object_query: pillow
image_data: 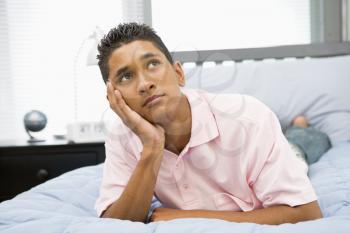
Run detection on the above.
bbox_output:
[183,55,350,146]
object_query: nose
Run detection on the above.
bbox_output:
[137,74,156,95]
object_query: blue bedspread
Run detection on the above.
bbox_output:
[1,142,350,233]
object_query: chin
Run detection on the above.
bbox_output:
[145,106,170,124]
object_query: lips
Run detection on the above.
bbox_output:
[143,94,165,107]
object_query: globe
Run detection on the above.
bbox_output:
[23,110,47,142]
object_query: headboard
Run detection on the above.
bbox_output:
[172,42,350,64]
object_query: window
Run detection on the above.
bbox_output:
[0,0,123,140]
[152,0,311,51]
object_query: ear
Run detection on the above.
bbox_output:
[173,61,185,87]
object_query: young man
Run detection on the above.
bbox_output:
[95,23,324,224]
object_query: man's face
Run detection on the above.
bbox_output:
[107,40,185,124]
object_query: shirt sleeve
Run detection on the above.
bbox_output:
[94,133,137,217]
[249,103,318,208]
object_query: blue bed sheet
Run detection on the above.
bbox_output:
[0,142,350,233]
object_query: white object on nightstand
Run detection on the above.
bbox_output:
[66,121,105,143]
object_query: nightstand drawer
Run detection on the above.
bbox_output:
[0,152,98,198]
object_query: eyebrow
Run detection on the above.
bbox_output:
[115,66,129,79]
[114,53,160,79]
[140,52,159,60]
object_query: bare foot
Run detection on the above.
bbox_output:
[292,116,309,128]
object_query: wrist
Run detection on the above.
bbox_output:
[141,145,163,161]
[143,141,164,153]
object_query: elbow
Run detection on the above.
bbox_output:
[100,210,112,219]
[100,207,147,223]
[100,209,117,219]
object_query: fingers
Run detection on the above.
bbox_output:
[106,82,114,103]
[107,81,127,120]
[106,82,152,138]
[106,81,117,110]
[106,82,138,126]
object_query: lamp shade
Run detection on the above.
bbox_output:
[86,27,104,66]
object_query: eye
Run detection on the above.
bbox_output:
[147,59,160,69]
[119,72,132,83]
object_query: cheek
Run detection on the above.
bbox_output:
[159,72,179,89]
[156,65,172,81]
[124,96,139,110]
[117,89,139,109]
[125,98,146,118]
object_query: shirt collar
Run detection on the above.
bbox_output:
[182,88,219,148]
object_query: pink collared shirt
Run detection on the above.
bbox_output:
[95,88,317,217]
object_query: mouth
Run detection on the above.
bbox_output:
[143,94,165,107]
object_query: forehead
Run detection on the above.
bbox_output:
[108,40,163,68]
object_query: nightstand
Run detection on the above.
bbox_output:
[0,139,105,202]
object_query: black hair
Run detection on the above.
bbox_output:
[97,22,174,83]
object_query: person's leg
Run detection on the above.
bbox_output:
[285,116,332,165]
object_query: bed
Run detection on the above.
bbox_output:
[1,42,350,232]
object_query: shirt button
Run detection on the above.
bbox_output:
[182,184,189,189]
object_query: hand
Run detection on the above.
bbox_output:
[150,208,188,222]
[107,82,165,151]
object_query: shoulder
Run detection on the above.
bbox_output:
[184,88,274,125]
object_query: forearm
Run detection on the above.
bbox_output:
[185,205,312,225]
[152,201,322,225]
[101,146,163,222]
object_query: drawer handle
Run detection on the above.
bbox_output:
[36,169,49,181]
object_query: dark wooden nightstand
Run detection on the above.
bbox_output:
[0,139,105,202]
